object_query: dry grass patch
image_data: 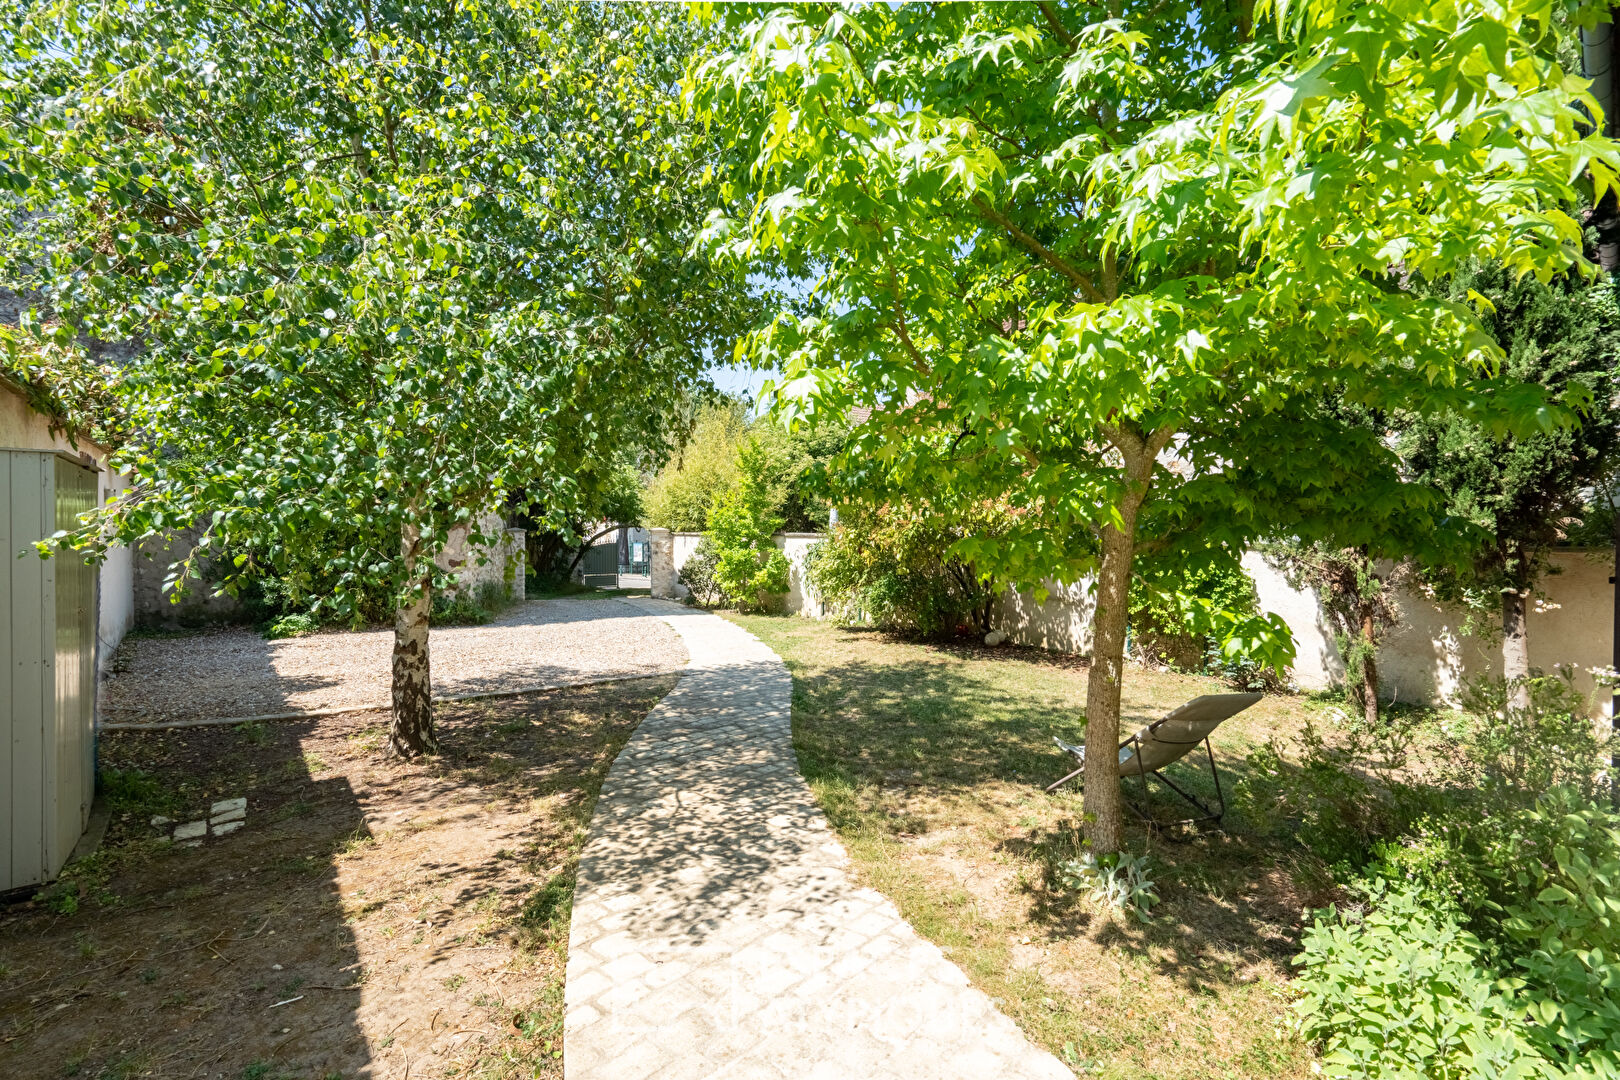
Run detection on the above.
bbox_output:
[0,676,674,1080]
[727,614,1336,1080]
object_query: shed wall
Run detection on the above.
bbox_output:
[3,453,52,891]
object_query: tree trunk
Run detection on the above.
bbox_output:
[391,524,436,756]
[1502,586,1531,713]
[1361,611,1380,726]
[1083,432,1160,856]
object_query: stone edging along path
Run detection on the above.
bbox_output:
[564,598,1070,1080]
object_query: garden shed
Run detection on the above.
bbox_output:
[0,444,99,894]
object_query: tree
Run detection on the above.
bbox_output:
[1402,262,1620,710]
[644,399,750,531]
[1266,541,1404,724]
[3,1,753,754]
[644,399,848,532]
[706,436,792,610]
[689,1,1613,851]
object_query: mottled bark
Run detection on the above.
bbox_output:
[1502,586,1531,713]
[391,523,436,756]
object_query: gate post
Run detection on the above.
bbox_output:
[649,528,679,599]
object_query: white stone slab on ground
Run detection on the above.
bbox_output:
[565,599,1071,1080]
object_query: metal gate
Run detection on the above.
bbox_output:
[579,542,619,588]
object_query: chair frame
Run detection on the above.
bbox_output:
[1046,722,1228,831]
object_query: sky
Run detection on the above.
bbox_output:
[707,360,778,403]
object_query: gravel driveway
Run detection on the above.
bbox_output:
[101,596,689,726]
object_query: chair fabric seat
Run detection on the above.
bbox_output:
[1055,693,1262,778]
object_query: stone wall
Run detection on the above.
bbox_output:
[650,530,825,616]
[435,513,526,602]
[133,525,244,628]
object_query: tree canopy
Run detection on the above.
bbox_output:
[2,0,755,752]
[1403,260,1620,701]
[688,0,1618,850]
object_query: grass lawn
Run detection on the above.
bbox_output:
[0,677,673,1080]
[726,613,1341,1080]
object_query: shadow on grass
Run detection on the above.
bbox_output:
[753,622,1390,994]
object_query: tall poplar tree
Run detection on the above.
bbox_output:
[2,1,753,753]
[689,0,1615,851]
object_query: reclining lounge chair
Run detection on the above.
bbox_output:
[1045,692,1263,827]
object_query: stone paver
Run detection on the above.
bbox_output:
[566,599,1071,1080]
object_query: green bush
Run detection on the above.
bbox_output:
[431,581,510,625]
[265,612,319,639]
[1296,881,1545,1080]
[706,437,791,612]
[804,502,997,638]
[1451,667,1616,804]
[1237,707,1435,868]
[1299,792,1620,1079]
[678,537,725,607]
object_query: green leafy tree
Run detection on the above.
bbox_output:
[644,399,750,531]
[707,437,792,610]
[2,1,752,754]
[644,401,847,531]
[689,0,1613,851]
[1401,262,1620,710]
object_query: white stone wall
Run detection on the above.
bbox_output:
[1246,549,1613,717]
[653,530,825,615]
[435,512,526,601]
[95,468,135,677]
[993,578,1097,656]
[649,523,1615,717]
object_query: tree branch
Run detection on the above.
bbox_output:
[971,196,1105,303]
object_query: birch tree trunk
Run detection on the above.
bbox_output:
[391,522,436,756]
[1501,585,1531,714]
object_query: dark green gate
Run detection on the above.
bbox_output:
[579,542,619,588]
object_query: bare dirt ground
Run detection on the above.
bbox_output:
[0,677,675,1080]
[101,597,688,725]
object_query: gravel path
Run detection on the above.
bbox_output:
[101,596,689,726]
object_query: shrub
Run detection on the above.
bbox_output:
[265,612,319,639]
[805,502,999,638]
[1299,792,1620,1079]
[1129,557,1258,668]
[1295,881,1544,1080]
[706,438,791,612]
[678,537,725,607]
[1236,706,1434,868]
[431,591,492,626]
[1451,666,1616,804]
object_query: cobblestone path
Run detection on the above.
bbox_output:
[564,599,1070,1080]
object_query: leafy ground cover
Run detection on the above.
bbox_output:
[725,614,1354,1079]
[0,678,672,1080]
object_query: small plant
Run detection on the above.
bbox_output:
[235,719,269,745]
[265,612,319,639]
[431,590,491,626]
[1058,851,1159,923]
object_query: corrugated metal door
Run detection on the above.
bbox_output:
[53,458,97,871]
[2,452,53,891]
